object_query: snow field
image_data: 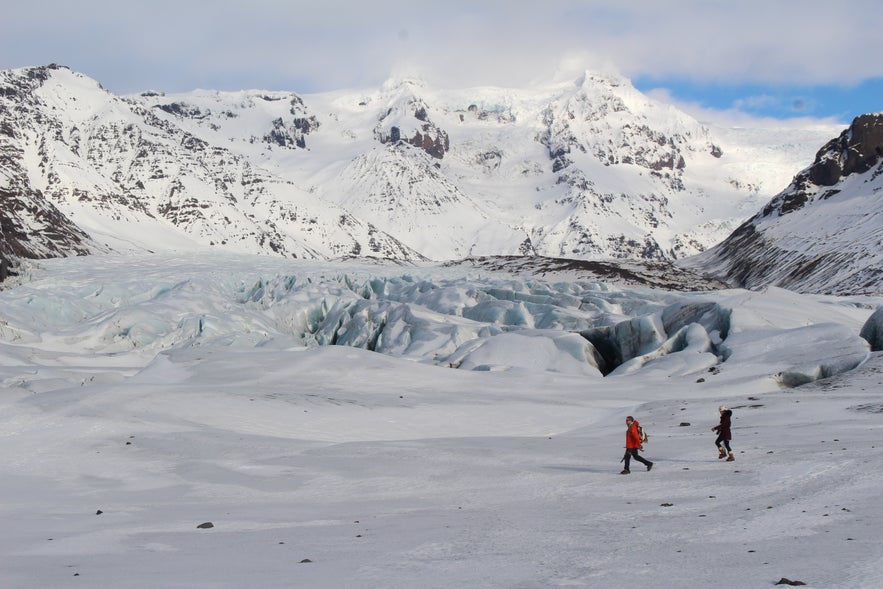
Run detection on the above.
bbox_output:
[1,253,882,588]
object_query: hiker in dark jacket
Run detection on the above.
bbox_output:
[620,415,653,474]
[713,406,734,461]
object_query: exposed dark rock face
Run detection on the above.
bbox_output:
[375,98,450,160]
[155,102,207,119]
[809,114,883,186]
[262,97,320,149]
[447,255,728,291]
[0,185,94,259]
[0,64,103,259]
[0,253,18,282]
[407,125,450,159]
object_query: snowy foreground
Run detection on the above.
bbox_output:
[1,253,882,589]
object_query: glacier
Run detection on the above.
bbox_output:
[2,253,875,389]
[2,253,883,588]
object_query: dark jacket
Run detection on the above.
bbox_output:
[713,410,732,440]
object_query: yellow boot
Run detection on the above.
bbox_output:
[726,451,735,462]
[718,447,726,459]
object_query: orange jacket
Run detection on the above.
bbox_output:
[626,421,643,449]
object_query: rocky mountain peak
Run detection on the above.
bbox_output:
[809,113,883,186]
[681,113,883,295]
[0,64,839,271]
[374,85,449,159]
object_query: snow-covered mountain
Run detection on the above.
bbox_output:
[0,64,835,263]
[681,113,883,295]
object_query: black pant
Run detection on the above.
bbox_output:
[623,448,651,470]
[716,436,731,452]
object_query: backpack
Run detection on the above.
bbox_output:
[637,424,649,445]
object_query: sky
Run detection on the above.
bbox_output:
[2,0,882,125]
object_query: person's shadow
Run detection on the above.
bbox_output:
[543,464,611,474]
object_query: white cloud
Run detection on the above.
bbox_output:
[1,0,882,95]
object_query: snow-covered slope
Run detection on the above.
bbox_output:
[1,253,882,587]
[0,65,422,261]
[0,64,836,263]
[682,113,883,295]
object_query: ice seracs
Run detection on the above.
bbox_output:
[861,306,883,351]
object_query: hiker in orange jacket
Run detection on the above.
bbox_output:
[621,415,653,474]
